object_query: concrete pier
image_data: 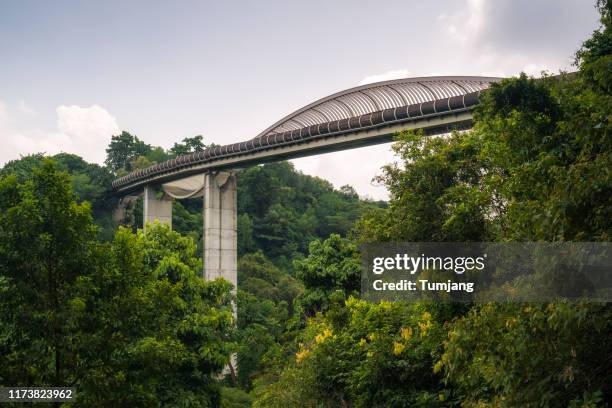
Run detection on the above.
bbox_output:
[143,185,173,231]
[113,195,139,224]
[203,171,237,289]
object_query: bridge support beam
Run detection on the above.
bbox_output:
[203,171,237,290]
[143,185,172,231]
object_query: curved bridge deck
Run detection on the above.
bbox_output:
[112,76,500,194]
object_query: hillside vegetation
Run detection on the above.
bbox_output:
[1,2,611,406]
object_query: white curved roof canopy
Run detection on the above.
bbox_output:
[254,76,499,139]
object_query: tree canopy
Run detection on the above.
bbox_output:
[252,3,612,405]
[0,163,235,407]
[0,2,610,406]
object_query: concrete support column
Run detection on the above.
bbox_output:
[143,185,173,231]
[203,171,237,290]
[113,195,139,224]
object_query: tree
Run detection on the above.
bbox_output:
[1,153,118,240]
[350,73,611,404]
[254,299,449,408]
[233,161,380,268]
[440,302,612,407]
[435,5,612,405]
[237,213,256,255]
[576,0,612,92]
[0,153,46,181]
[105,131,151,173]
[294,234,361,316]
[170,135,207,157]
[52,153,117,218]
[236,252,302,389]
[0,162,235,406]
[339,184,359,199]
[75,224,235,407]
[0,161,98,388]
[355,129,490,243]
[258,3,612,405]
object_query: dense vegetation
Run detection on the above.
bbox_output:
[253,2,612,406]
[0,119,381,408]
[0,163,234,406]
[0,2,611,406]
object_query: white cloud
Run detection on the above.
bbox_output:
[18,100,36,116]
[437,0,592,78]
[438,0,486,45]
[56,105,120,163]
[0,101,7,123]
[479,70,508,78]
[520,63,554,77]
[359,69,411,85]
[0,101,119,165]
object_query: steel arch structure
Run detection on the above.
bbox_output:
[255,76,494,138]
[112,76,501,194]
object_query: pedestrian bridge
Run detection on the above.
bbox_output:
[112,75,501,287]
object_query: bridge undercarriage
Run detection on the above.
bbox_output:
[140,171,238,287]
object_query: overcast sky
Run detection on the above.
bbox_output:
[0,0,600,199]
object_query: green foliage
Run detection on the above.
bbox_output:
[430,57,612,406]
[105,131,152,173]
[440,303,612,407]
[236,252,303,389]
[53,153,118,218]
[577,0,612,92]
[147,146,173,163]
[220,386,253,407]
[358,69,611,244]
[253,365,318,408]
[237,213,256,255]
[1,153,118,240]
[239,252,302,307]
[74,224,235,407]
[0,161,97,387]
[356,130,490,243]
[0,153,46,180]
[259,3,612,405]
[349,79,611,406]
[294,234,361,316]
[473,72,611,241]
[255,299,450,408]
[170,135,209,157]
[237,161,380,267]
[0,163,235,406]
[172,200,203,242]
[129,154,155,171]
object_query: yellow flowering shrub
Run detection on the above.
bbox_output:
[393,341,406,355]
[295,348,310,364]
[314,328,333,344]
[400,327,413,340]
